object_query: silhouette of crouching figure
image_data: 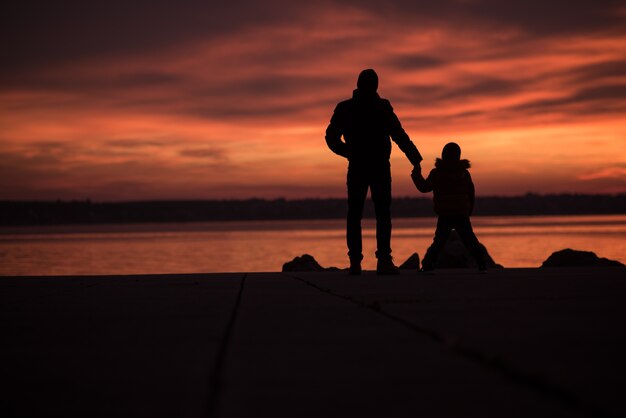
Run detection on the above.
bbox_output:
[411,142,487,272]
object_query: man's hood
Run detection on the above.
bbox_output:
[352,88,380,101]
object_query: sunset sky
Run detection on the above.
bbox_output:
[2,1,626,201]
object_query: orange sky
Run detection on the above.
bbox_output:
[1,1,625,200]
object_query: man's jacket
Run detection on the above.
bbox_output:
[325,89,422,166]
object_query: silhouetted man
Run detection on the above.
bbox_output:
[326,69,422,275]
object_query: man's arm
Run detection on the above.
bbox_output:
[467,171,475,215]
[325,104,350,158]
[411,167,434,193]
[384,100,422,165]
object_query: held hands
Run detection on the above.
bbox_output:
[410,161,430,192]
[411,162,421,176]
[411,162,425,187]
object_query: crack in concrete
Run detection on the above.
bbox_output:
[207,273,247,418]
[287,273,615,418]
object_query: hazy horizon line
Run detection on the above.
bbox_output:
[2,192,626,204]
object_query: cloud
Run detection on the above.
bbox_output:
[364,0,626,35]
[179,148,226,160]
[578,165,626,181]
[106,139,168,148]
[566,59,626,84]
[4,1,625,83]
[1,1,626,199]
[389,53,447,70]
[509,84,626,116]
[1,1,303,76]
[399,78,522,105]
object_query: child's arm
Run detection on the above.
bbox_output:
[411,166,433,193]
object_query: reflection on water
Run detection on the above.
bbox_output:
[1,215,625,275]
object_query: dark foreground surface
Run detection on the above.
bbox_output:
[2,268,625,418]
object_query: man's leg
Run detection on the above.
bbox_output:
[346,167,368,269]
[454,217,487,269]
[370,165,399,274]
[370,165,392,260]
[422,216,453,270]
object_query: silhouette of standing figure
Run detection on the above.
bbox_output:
[326,69,422,275]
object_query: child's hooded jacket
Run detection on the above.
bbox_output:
[411,158,475,216]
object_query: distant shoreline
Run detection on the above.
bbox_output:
[2,193,625,226]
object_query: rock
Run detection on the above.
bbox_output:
[424,230,502,269]
[282,254,339,272]
[541,249,624,267]
[399,253,420,270]
[282,254,323,272]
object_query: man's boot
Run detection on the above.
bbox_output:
[349,262,362,276]
[349,257,362,275]
[376,257,400,275]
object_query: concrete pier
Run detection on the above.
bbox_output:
[2,268,625,417]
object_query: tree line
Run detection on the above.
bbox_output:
[1,194,625,225]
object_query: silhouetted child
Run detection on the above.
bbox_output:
[411,142,487,272]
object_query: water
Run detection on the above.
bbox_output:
[1,215,625,276]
